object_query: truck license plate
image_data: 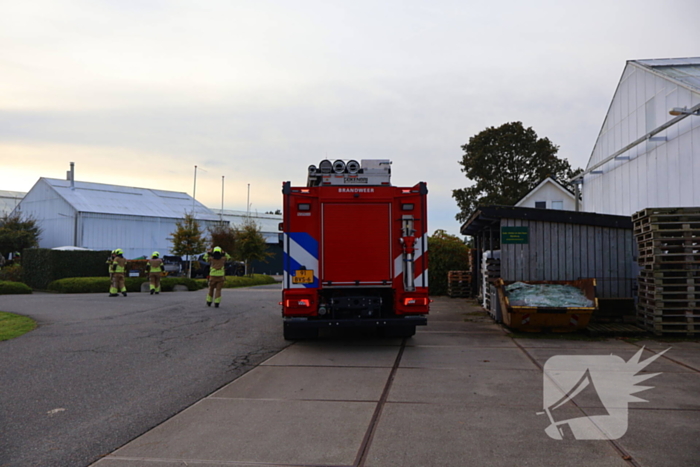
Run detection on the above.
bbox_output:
[292,270,314,284]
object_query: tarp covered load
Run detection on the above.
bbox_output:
[505,282,594,308]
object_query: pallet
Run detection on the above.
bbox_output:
[632,207,700,222]
[637,314,700,335]
[637,301,700,335]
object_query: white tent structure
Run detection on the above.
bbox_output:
[211,209,282,244]
[0,190,25,217]
[14,177,222,258]
[574,57,700,215]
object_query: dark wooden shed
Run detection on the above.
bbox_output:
[461,206,635,299]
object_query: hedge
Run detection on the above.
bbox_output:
[195,274,278,289]
[22,249,112,289]
[0,281,33,295]
[47,276,203,293]
[428,232,471,296]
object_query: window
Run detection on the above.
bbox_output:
[552,200,564,210]
[535,201,546,209]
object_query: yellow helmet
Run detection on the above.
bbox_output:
[213,246,222,253]
[114,248,123,255]
[152,251,160,258]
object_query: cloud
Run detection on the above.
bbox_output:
[2,0,699,235]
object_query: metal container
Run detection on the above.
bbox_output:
[495,278,598,332]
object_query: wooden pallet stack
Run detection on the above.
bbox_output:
[633,207,700,336]
[481,254,501,310]
[447,271,472,298]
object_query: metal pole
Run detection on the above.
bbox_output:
[192,165,198,214]
[190,165,197,278]
[221,176,225,222]
[247,184,250,217]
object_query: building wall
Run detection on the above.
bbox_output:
[516,182,577,210]
[78,213,224,259]
[583,63,700,216]
[16,180,222,257]
[15,180,76,248]
[499,218,635,298]
[0,192,25,216]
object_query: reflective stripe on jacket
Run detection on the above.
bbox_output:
[111,257,127,274]
[204,252,231,277]
[147,258,163,273]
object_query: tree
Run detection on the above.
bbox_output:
[169,213,207,277]
[452,121,583,223]
[208,222,236,254]
[0,213,42,259]
[233,220,272,274]
[428,230,471,296]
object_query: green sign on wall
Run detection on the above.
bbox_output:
[501,226,529,244]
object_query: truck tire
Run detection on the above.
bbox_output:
[283,326,318,340]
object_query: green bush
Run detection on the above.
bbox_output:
[0,280,32,294]
[194,274,277,289]
[22,249,112,289]
[223,274,277,288]
[0,264,24,282]
[428,230,471,296]
[47,276,203,293]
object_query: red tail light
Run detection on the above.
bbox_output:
[286,299,310,307]
[404,297,428,306]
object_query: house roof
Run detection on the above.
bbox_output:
[514,177,576,207]
[40,178,220,221]
[460,205,632,237]
[631,57,700,93]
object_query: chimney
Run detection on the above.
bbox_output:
[68,162,75,190]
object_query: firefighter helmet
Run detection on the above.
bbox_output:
[152,251,160,258]
[213,246,222,253]
[114,248,123,255]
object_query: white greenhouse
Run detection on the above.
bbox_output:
[575,57,700,215]
[0,190,25,217]
[13,177,222,258]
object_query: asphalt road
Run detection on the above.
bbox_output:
[0,284,289,467]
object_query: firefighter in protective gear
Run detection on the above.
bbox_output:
[109,248,128,297]
[203,246,231,307]
[145,251,164,295]
[106,250,116,279]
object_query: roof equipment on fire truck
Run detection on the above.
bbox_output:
[306,159,392,187]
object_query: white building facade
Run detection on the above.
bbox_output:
[14,178,222,258]
[0,190,25,217]
[579,57,700,215]
[515,177,578,211]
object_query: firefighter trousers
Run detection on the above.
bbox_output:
[110,273,126,294]
[149,272,162,293]
[207,276,225,304]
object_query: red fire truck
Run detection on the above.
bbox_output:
[281,159,429,339]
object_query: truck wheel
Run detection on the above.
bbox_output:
[283,327,318,340]
[382,325,416,338]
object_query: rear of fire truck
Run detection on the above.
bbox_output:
[281,159,429,340]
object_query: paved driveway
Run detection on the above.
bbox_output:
[94,297,700,467]
[0,284,288,467]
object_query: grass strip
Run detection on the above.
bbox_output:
[0,311,37,341]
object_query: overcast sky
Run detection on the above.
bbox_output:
[1,0,699,235]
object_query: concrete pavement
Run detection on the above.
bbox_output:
[92,297,700,467]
